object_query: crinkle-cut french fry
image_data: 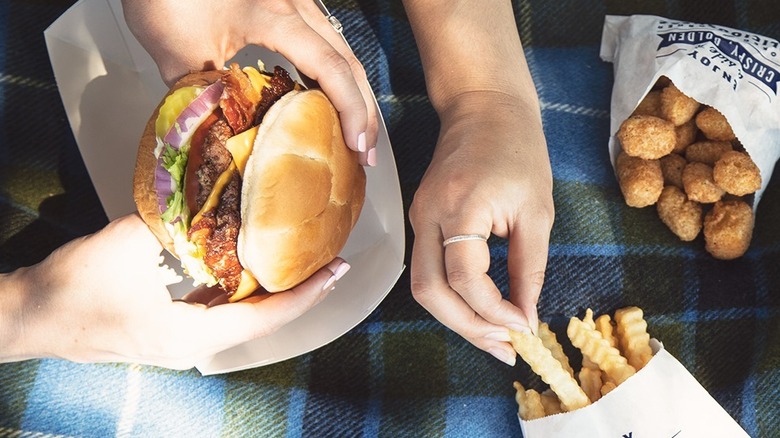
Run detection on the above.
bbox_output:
[583,309,596,329]
[540,389,564,415]
[601,381,617,396]
[510,331,591,411]
[577,366,603,403]
[538,322,575,378]
[614,306,653,370]
[567,317,637,385]
[513,381,546,420]
[580,309,600,370]
[595,314,618,349]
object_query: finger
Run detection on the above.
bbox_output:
[113,214,165,255]
[184,258,350,347]
[506,218,552,334]
[410,223,514,345]
[263,17,370,162]
[443,237,532,333]
[296,3,379,165]
[180,285,228,306]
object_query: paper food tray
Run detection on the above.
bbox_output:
[519,340,749,437]
[44,0,405,375]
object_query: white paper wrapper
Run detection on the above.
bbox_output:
[519,340,749,437]
[44,0,405,374]
[601,14,780,210]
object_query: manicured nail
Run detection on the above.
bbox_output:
[488,348,516,367]
[357,132,367,152]
[485,331,512,342]
[333,261,351,280]
[507,323,533,335]
[366,147,377,167]
[322,262,351,291]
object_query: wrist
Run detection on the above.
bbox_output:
[0,268,38,362]
[437,89,543,133]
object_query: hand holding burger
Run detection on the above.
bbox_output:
[121,0,378,166]
[0,214,351,369]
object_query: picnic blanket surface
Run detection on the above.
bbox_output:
[1,1,779,437]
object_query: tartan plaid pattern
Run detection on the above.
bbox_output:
[1,0,779,437]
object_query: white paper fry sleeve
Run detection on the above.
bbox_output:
[44,0,405,374]
[519,341,750,437]
[601,14,780,210]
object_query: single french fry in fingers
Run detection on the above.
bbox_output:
[567,317,637,385]
[540,389,564,415]
[577,366,603,403]
[614,306,653,370]
[510,330,590,411]
[513,382,546,420]
[537,322,575,378]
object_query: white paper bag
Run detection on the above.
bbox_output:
[44,0,405,374]
[519,340,749,437]
[600,14,780,210]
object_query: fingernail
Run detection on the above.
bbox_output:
[507,323,533,335]
[357,132,366,152]
[333,261,351,280]
[367,147,377,167]
[485,331,512,342]
[488,348,516,366]
[322,262,351,291]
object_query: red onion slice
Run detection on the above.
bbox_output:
[155,163,173,213]
[154,80,224,219]
[163,81,224,149]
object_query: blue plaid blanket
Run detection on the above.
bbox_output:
[1,1,779,437]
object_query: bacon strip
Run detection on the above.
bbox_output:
[220,63,262,134]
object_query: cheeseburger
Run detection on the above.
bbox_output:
[134,62,366,302]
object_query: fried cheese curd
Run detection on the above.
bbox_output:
[660,153,687,189]
[616,151,663,207]
[632,90,663,118]
[682,162,725,203]
[685,140,733,166]
[713,150,762,196]
[674,119,698,154]
[617,115,676,159]
[703,200,754,259]
[657,185,702,241]
[696,106,736,141]
[660,83,701,126]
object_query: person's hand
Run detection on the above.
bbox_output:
[4,214,349,369]
[408,92,554,366]
[121,0,377,166]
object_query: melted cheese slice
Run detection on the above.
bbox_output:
[225,126,259,178]
[243,66,271,95]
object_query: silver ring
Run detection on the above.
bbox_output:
[442,234,488,247]
[327,14,343,33]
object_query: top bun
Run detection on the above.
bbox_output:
[238,89,366,292]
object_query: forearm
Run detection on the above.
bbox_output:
[402,0,541,124]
